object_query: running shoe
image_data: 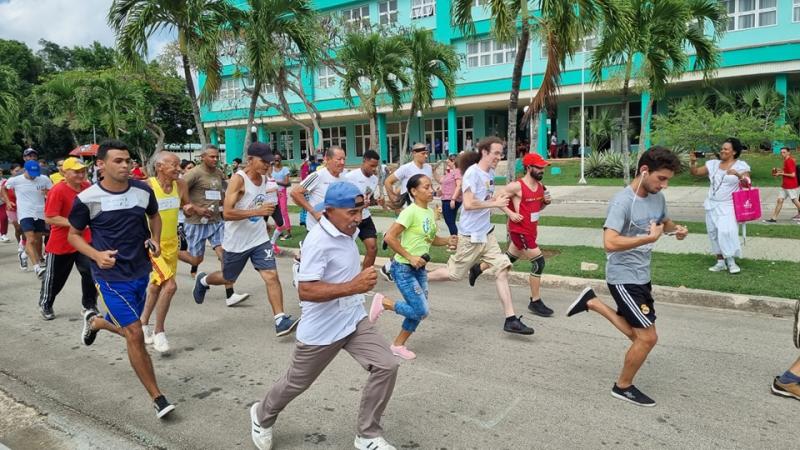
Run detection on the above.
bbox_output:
[727,261,741,274]
[468,264,482,287]
[34,264,45,279]
[762,218,777,224]
[275,315,300,337]
[193,272,209,304]
[528,299,554,317]
[225,292,250,307]
[566,287,596,317]
[792,213,800,221]
[153,332,170,354]
[0,235,9,243]
[40,306,55,321]
[369,293,386,323]
[81,310,98,346]
[708,260,727,272]
[503,316,534,335]
[272,243,282,255]
[771,376,800,401]
[250,402,273,450]
[379,263,393,282]
[143,324,154,345]
[18,250,28,271]
[354,436,397,450]
[793,300,800,350]
[611,383,656,407]
[389,345,416,360]
[153,395,175,419]
[279,233,291,241]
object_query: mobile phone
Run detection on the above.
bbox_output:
[420,253,431,265]
[693,151,705,158]
[145,240,156,252]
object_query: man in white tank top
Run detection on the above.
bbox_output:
[193,143,299,337]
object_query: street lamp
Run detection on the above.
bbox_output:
[579,50,587,185]
[416,110,423,146]
[250,125,258,143]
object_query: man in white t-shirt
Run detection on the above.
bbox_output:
[291,146,346,231]
[344,150,381,270]
[1,160,52,278]
[428,137,535,335]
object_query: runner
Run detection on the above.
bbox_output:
[1,164,26,267]
[1,160,52,279]
[0,168,8,243]
[763,146,800,223]
[193,143,299,336]
[290,146,346,231]
[141,152,190,354]
[251,181,399,450]
[271,153,292,240]
[470,152,554,317]
[38,157,97,320]
[566,146,687,407]
[344,149,381,270]
[177,159,195,265]
[371,174,456,360]
[771,301,800,400]
[439,153,462,237]
[183,144,249,304]
[298,154,310,227]
[49,158,66,184]
[67,139,175,418]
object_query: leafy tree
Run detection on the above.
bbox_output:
[37,39,119,72]
[0,39,43,85]
[788,90,800,134]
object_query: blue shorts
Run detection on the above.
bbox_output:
[20,218,46,233]
[183,222,224,257]
[96,276,149,328]
[222,240,277,282]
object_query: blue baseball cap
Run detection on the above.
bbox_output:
[314,181,364,212]
[24,160,41,177]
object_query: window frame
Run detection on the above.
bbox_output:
[318,65,337,89]
[723,0,778,31]
[411,0,435,19]
[379,0,398,25]
[467,38,517,68]
[342,4,371,30]
[794,0,800,22]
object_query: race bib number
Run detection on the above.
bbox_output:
[158,197,179,211]
[470,233,487,244]
[338,294,364,312]
[205,190,221,201]
[100,194,134,212]
[530,212,540,222]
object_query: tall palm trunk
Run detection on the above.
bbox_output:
[506,20,530,182]
[620,58,633,185]
[400,101,416,163]
[244,82,260,154]
[640,94,654,154]
[181,52,208,146]
[369,113,378,149]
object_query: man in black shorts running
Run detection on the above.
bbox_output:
[566,147,687,407]
[344,150,381,269]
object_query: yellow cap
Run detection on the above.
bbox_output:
[62,157,86,172]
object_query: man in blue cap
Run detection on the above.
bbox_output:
[250,181,399,450]
[1,159,52,278]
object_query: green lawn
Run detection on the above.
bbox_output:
[277,226,798,299]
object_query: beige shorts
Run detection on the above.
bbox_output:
[447,232,512,281]
[780,188,799,201]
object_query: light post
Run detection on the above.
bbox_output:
[416,110,423,146]
[186,128,194,160]
[250,125,258,144]
[579,50,587,184]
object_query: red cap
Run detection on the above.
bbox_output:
[522,153,549,168]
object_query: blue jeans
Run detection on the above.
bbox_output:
[390,262,429,333]
[441,200,461,235]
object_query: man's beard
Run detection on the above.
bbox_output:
[530,170,544,181]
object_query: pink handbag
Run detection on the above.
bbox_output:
[732,187,761,223]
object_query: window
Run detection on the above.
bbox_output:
[541,35,596,59]
[318,66,337,89]
[275,131,294,158]
[385,122,407,163]
[355,124,371,157]
[243,77,275,96]
[456,116,474,152]
[467,38,517,68]
[794,0,800,22]
[473,0,489,5]
[218,78,240,100]
[342,5,370,30]
[322,126,347,151]
[723,0,777,30]
[379,1,398,25]
[411,0,435,19]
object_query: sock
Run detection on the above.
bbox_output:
[505,315,517,323]
[274,313,286,325]
[530,298,541,303]
[190,265,198,273]
[779,370,800,384]
[225,287,234,298]
[383,260,392,271]
[200,276,209,287]
[270,229,281,244]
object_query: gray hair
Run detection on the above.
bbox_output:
[153,151,179,171]
[200,144,219,156]
[325,146,344,159]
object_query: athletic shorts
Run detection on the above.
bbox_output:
[150,238,179,285]
[779,188,799,201]
[183,221,224,257]
[608,282,656,328]
[447,230,512,281]
[178,223,188,252]
[20,218,46,233]
[266,206,283,228]
[358,216,378,241]
[222,240,277,282]
[96,276,149,328]
[508,231,538,250]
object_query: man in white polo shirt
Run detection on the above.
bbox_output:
[251,181,399,450]
[290,146,346,231]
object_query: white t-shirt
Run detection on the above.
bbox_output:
[295,217,366,345]
[5,174,52,220]
[704,159,751,205]
[299,167,341,230]
[223,171,270,253]
[458,164,495,236]
[344,168,378,219]
[393,162,433,194]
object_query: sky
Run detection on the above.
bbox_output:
[0,0,174,59]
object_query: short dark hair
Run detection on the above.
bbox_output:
[180,159,193,170]
[476,136,504,154]
[780,146,791,152]
[637,146,681,173]
[233,158,242,164]
[97,139,130,160]
[363,150,380,161]
[724,137,743,158]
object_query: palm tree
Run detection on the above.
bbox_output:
[0,66,21,144]
[80,71,147,140]
[399,29,460,162]
[339,31,411,149]
[453,0,624,182]
[590,0,726,183]
[33,71,87,146]
[787,90,800,134]
[108,0,241,146]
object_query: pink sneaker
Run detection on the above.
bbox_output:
[369,293,385,323]
[273,243,282,255]
[390,345,416,360]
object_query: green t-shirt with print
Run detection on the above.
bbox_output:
[393,203,437,265]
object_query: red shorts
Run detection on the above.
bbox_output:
[509,231,538,250]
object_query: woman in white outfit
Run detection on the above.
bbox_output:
[689,138,750,274]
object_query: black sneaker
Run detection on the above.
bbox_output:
[528,299,554,317]
[153,395,176,419]
[40,306,55,321]
[193,272,209,304]
[379,264,393,282]
[793,300,800,350]
[566,287,596,317]
[611,383,656,407]
[468,264,482,287]
[762,218,777,224]
[503,316,534,335]
[81,310,98,346]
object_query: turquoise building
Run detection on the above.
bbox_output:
[201,0,800,164]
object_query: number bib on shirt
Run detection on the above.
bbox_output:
[205,190,221,201]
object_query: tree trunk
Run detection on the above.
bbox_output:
[181,52,208,146]
[369,113,378,150]
[506,20,531,183]
[640,94,655,153]
[145,123,166,153]
[621,58,633,185]
[244,83,260,155]
[400,102,415,164]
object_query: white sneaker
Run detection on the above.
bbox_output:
[708,260,727,272]
[727,259,741,274]
[250,402,273,450]
[354,436,396,450]
[142,324,154,345]
[153,332,170,354]
[0,235,9,242]
[226,292,250,307]
[34,264,45,279]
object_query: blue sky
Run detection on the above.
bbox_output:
[0,0,174,59]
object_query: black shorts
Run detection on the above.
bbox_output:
[358,216,378,241]
[608,283,655,328]
[178,224,188,252]
[265,207,283,228]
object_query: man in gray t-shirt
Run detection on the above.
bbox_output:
[565,147,687,407]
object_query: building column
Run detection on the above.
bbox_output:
[209,128,219,146]
[257,125,268,144]
[377,113,388,162]
[447,107,458,155]
[775,74,788,153]
[313,128,321,152]
[537,112,548,158]
[224,127,246,164]
[640,91,652,150]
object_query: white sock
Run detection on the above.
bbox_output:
[270,229,281,244]
[274,313,286,325]
[200,275,209,287]
[725,257,737,266]
[383,260,392,271]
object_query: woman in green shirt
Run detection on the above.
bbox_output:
[369,174,455,360]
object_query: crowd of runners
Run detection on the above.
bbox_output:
[1,138,799,450]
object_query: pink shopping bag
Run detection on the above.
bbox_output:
[732,187,761,223]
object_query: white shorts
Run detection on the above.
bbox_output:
[780,188,799,201]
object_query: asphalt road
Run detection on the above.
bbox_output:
[1,242,799,449]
